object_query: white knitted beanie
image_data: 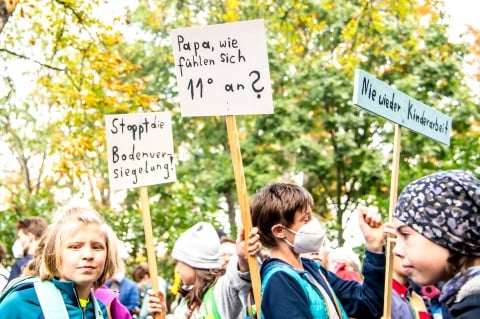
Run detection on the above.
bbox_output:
[172,222,222,269]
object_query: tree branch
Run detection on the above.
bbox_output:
[0,48,66,71]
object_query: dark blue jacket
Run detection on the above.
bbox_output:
[0,277,108,319]
[260,249,385,319]
[106,277,140,314]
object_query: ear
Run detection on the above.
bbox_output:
[271,224,286,239]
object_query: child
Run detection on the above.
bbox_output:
[147,221,261,319]
[329,247,363,283]
[250,182,387,319]
[393,170,480,319]
[391,254,431,319]
[0,205,119,319]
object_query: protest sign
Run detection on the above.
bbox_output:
[353,69,452,145]
[170,19,272,317]
[105,111,176,191]
[170,19,273,117]
[105,111,176,319]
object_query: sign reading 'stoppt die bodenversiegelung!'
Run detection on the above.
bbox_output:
[170,19,273,117]
[105,111,177,191]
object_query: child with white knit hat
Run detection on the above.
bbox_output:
[148,221,261,319]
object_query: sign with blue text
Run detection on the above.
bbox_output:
[105,112,176,190]
[170,19,273,117]
[353,69,451,145]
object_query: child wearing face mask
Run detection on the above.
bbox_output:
[250,182,387,319]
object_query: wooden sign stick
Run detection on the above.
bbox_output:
[139,186,165,319]
[225,115,262,319]
[383,124,401,319]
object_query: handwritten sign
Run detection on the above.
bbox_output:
[105,112,177,190]
[170,19,273,117]
[353,69,452,145]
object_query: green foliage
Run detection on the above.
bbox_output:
[0,0,479,299]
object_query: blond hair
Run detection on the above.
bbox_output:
[39,205,119,289]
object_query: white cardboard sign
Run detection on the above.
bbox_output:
[170,19,273,117]
[105,112,177,190]
[353,69,451,145]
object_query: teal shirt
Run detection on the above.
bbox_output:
[0,277,108,319]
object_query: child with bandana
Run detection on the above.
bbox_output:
[393,170,480,319]
[250,182,388,319]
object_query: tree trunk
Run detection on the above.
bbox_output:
[0,0,12,35]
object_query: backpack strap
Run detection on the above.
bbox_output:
[202,285,222,319]
[91,293,106,319]
[34,281,69,319]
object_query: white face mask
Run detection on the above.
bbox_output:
[283,218,326,254]
[12,240,24,259]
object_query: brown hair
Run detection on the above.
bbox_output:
[250,182,314,248]
[17,217,48,239]
[132,263,150,283]
[445,252,478,279]
[179,268,224,311]
[0,243,6,264]
[39,205,119,289]
[22,234,46,276]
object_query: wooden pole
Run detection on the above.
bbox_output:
[139,186,164,319]
[225,115,261,318]
[383,124,401,319]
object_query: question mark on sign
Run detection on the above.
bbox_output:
[249,70,264,99]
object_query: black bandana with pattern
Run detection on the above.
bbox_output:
[394,170,480,256]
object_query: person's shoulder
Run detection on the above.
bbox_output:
[456,272,480,302]
[0,277,39,308]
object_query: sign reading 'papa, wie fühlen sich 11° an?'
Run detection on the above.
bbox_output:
[170,19,273,117]
[353,69,452,145]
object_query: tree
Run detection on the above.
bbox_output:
[124,0,478,246]
[0,0,478,278]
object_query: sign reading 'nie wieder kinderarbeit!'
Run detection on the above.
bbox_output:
[353,69,452,145]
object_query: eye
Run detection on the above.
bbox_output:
[397,231,410,239]
[92,243,105,250]
[69,244,81,250]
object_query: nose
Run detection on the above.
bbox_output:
[392,237,405,258]
[81,246,94,259]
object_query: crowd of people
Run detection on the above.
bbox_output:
[0,169,479,319]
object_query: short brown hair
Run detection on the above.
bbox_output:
[0,243,6,263]
[132,263,150,283]
[17,217,48,239]
[39,205,119,289]
[250,182,314,248]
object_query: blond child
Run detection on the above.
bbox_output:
[0,205,119,319]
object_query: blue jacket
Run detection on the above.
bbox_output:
[0,277,108,319]
[260,249,385,319]
[106,277,140,314]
